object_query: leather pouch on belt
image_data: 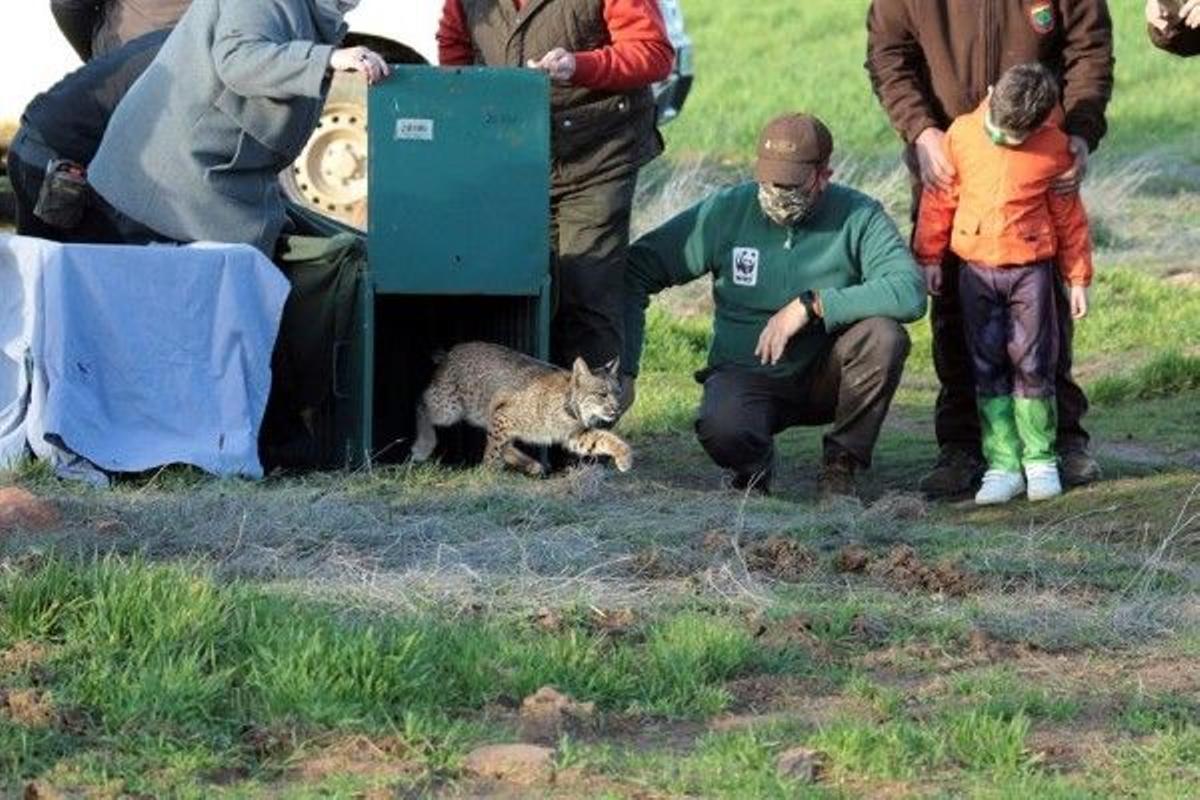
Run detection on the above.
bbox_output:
[33,159,90,229]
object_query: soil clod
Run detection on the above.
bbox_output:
[519,686,596,744]
[745,535,817,581]
[775,746,828,784]
[463,743,554,785]
[0,487,62,533]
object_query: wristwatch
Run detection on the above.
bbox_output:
[798,291,819,326]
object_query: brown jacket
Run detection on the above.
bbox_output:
[866,0,1114,151]
[1149,22,1200,56]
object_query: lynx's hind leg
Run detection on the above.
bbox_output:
[411,398,438,462]
[503,442,545,478]
[566,430,633,472]
[411,380,463,463]
[483,404,517,468]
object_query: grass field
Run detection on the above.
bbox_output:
[2,1,1200,797]
[662,1,1200,164]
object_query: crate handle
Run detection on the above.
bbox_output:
[332,340,351,400]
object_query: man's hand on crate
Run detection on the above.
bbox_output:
[527,48,577,82]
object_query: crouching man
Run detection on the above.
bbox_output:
[621,114,927,498]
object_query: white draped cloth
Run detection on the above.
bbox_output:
[0,236,290,482]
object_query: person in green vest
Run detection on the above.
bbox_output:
[622,114,927,498]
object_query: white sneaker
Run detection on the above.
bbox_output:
[975,469,1025,505]
[1025,462,1063,502]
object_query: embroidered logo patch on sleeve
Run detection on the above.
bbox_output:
[1029,2,1055,34]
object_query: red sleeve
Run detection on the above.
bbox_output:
[436,0,475,66]
[1049,190,1093,287]
[571,0,675,91]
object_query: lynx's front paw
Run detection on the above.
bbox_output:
[611,443,633,473]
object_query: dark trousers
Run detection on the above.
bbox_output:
[7,129,63,240]
[959,262,1059,399]
[549,170,638,370]
[906,167,1089,456]
[695,317,911,477]
[7,126,173,247]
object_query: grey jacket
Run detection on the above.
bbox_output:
[88,0,348,254]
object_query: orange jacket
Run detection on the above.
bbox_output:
[913,101,1093,287]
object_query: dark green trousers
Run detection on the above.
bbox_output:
[549,170,639,370]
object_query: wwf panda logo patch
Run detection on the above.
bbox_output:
[732,247,759,286]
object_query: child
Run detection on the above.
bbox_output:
[913,62,1093,505]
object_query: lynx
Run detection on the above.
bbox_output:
[411,342,633,477]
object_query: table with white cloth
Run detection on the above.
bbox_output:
[0,235,290,484]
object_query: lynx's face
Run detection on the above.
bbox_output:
[570,357,623,428]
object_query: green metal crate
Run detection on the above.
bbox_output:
[348,66,553,466]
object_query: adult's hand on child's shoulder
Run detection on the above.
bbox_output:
[914,127,955,192]
[1146,0,1171,31]
[1052,137,1089,195]
[1070,285,1090,320]
[1180,0,1200,28]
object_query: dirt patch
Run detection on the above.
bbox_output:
[862,492,930,522]
[775,746,828,784]
[832,543,980,596]
[0,688,57,728]
[0,641,52,677]
[462,743,554,785]
[744,535,817,581]
[749,611,814,646]
[586,607,638,639]
[519,686,596,744]
[631,546,698,579]
[834,544,871,573]
[289,735,418,783]
[870,545,979,597]
[0,487,62,533]
[1163,269,1200,288]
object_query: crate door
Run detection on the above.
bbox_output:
[367,67,550,296]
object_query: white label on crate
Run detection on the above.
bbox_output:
[395,118,434,141]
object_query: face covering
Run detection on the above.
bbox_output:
[758,182,820,228]
[983,110,1027,147]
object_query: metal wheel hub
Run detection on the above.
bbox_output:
[290,102,367,220]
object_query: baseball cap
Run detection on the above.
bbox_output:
[755,113,834,186]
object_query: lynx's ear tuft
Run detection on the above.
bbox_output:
[603,357,620,377]
[571,357,590,384]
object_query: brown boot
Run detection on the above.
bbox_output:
[1059,448,1101,487]
[818,452,859,500]
[918,445,985,498]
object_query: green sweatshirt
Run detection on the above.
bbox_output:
[624,182,927,378]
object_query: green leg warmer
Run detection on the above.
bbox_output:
[1014,395,1058,466]
[979,395,1022,473]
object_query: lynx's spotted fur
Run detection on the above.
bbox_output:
[411,342,632,477]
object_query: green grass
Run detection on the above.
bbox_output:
[665,1,1200,163]
[1091,350,1200,405]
